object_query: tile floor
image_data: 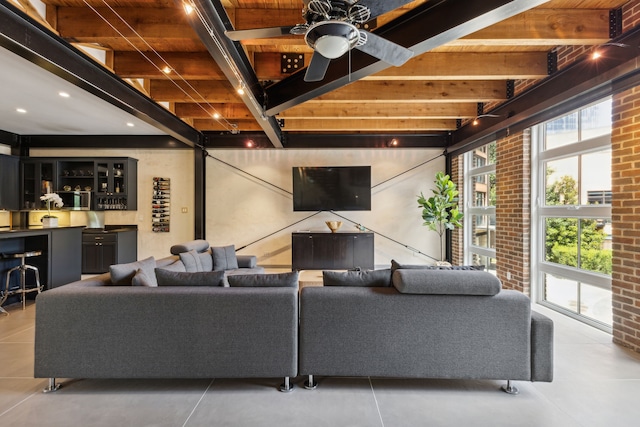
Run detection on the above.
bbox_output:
[1,301,640,427]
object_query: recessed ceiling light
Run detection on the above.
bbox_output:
[126,122,135,127]
[213,112,220,119]
[16,108,27,114]
[183,3,194,15]
[162,66,172,74]
[59,92,70,98]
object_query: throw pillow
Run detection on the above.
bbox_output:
[323,269,392,287]
[227,271,299,288]
[155,269,225,287]
[180,249,204,272]
[131,268,157,287]
[110,256,157,286]
[211,245,239,271]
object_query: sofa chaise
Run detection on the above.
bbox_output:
[299,268,554,394]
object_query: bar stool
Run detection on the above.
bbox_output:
[1,250,42,315]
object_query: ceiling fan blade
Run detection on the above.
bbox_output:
[355,31,413,66]
[225,26,296,41]
[304,51,332,82]
[361,0,415,19]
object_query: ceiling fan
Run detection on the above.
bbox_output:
[225,0,415,82]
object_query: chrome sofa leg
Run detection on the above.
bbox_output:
[43,378,61,393]
[279,376,294,393]
[304,375,318,390]
[501,380,519,395]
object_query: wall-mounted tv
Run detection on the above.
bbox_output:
[293,166,371,211]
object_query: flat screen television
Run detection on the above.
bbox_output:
[293,166,371,211]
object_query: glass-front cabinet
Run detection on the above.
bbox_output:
[21,159,56,210]
[95,158,137,210]
[20,157,138,211]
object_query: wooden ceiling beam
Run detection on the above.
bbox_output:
[280,118,457,132]
[149,80,241,103]
[113,51,224,79]
[231,8,610,47]
[175,103,252,120]
[150,79,507,103]
[193,119,264,132]
[311,80,507,103]
[254,51,548,81]
[53,6,203,51]
[278,103,478,119]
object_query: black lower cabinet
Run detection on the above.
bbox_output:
[292,232,374,270]
[82,229,137,274]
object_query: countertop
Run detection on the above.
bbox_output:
[0,225,86,236]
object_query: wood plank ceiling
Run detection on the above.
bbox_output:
[26,0,625,144]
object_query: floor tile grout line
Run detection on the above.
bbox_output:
[182,378,215,427]
[368,377,385,427]
[0,389,39,419]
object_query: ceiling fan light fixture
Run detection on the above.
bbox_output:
[306,21,359,59]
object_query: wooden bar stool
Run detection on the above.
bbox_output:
[1,250,42,314]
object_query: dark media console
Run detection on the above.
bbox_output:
[291,232,374,271]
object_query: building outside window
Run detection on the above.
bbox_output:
[464,142,497,273]
[532,98,612,330]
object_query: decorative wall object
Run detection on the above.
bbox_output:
[152,177,170,232]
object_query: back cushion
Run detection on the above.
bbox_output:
[227,271,299,288]
[392,269,501,295]
[155,269,225,287]
[323,269,392,287]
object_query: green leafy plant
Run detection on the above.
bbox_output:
[417,172,464,262]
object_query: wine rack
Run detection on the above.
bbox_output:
[152,177,170,232]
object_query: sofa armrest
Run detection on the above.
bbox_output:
[531,310,554,382]
[237,255,257,268]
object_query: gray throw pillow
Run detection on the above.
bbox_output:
[227,271,299,288]
[323,269,392,287]
[131,268,157,287]
[212,245,239,271]
[180,249,204,272]
[110,256,157,286]
[155,269,225,287]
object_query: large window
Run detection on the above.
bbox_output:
[464,142,496,273]
[533,98,612,329]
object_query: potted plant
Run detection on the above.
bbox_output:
[417,172,463,264]
[40,193,64,227]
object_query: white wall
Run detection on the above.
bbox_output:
[31,148,195,260]
[206,148,445,268]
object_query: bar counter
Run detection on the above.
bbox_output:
[0,226,83,292]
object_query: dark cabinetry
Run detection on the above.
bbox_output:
[21,159,55,209]
[0,155,20,210]
[291,232,374,270]
[82,229,137,274]
[20,157,138,211]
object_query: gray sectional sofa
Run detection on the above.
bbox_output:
[35,241,299,392]
[299,268,554,394]
[34,244,553,395]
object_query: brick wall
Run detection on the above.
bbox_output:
[495,129,531,295]
[611,86,640,352]
[450,155,464,266]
